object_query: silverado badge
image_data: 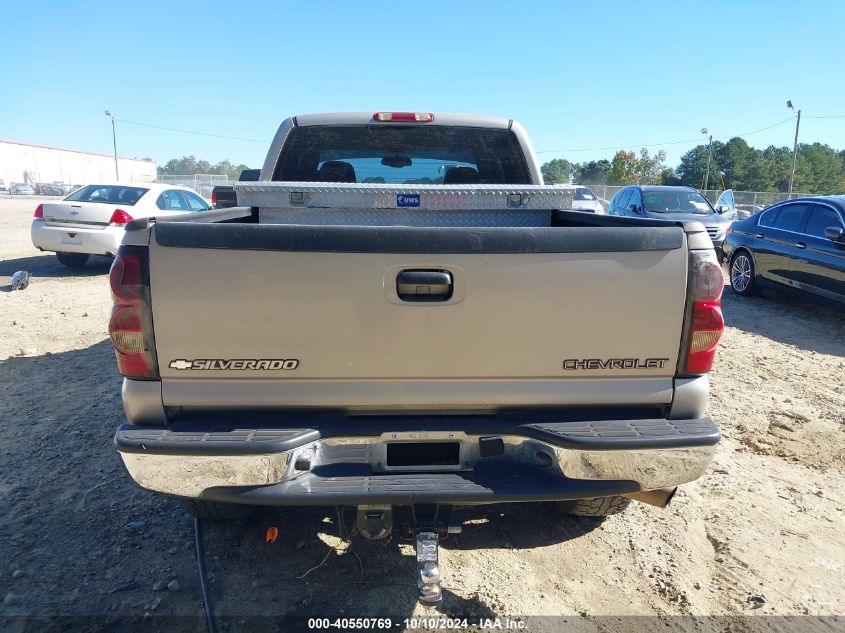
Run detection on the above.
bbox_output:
[169,359,299,370]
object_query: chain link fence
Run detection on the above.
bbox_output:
[157,174,231,199]
[700,189,815,210]
[582,184,818,215]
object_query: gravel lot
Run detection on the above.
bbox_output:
[1,196,843,629]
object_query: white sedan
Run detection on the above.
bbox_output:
[31,182,210,268]
[566,185,605,214]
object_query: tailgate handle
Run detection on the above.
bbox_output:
[396,270,453,302]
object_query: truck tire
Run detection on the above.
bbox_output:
[56,252,89,268]
[559,496,631,517]
[179,499,254,520]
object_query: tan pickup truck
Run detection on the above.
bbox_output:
[109,112,724,603]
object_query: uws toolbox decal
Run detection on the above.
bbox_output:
[396,194,420,207]
[169,359,299,371]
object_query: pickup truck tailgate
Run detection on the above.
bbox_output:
[147,221,688,410]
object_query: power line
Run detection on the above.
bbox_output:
[114,112,837,156]
[535,115,797,154]
[535,138,701,153]
[115,118,266,143]
[732,115,796,138]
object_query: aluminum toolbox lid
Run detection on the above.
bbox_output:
[234,181,574,211]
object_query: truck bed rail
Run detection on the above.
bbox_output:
[234,182,575,210]
[235,182,575,227]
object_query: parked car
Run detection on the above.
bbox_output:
[608,185,733,260]
[711,189,740,222]
[735,203,763,220]
[210,168,261,208]
[31,182,211,268]
[10,182,35,195]
[35,182,67,196]
[723,196,845,304]
[563,185,604,214]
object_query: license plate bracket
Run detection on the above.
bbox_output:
[386,442,460,467]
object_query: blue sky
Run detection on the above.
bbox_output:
[3,0,845,169]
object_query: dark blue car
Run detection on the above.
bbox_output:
[723,196,845,304]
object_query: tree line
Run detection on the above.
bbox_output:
[542,139,845,194]
[158,156,251,180]
[159,140,845,195]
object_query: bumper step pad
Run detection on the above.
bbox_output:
[525,417,719,449]
[116,427,319,455]
[116,416,718,455]
[200,462,637,506]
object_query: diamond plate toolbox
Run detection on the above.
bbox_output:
[236,182,574,227]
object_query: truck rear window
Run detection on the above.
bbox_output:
[273,125,532,185]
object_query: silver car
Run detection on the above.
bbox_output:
[608,185,734,259]
[9,182,35,195]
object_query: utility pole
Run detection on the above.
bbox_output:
[787,101,801,197]
[105,109,119,180]
[701,128,713,191]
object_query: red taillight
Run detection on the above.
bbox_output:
[373,112,434,122]
[109,307,145,353]
[108,209,133,226]
[34,204,44,219]
[108,247,158,379]
[109,250,143,301]
[685,302,724,373]
[681,251,724,375]
[726,226,733,235]
[211,190,218,206]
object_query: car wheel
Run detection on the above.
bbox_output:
[559,496,631,517]
[179,499,254,520]
[729,251,756,296]
[56,252,90,268]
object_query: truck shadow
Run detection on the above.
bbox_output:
[0,253,112,284]
[250,501,601,551]
[441,503,604,550]
[720,288,845,356]
[0,339,600,621]
[207,587,499,630]
[196,503,602,617]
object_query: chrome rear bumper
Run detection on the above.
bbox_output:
[117,421,718,501]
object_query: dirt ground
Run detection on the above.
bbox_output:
[0,196,843,630]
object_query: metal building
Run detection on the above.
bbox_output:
[0,140,157,187]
